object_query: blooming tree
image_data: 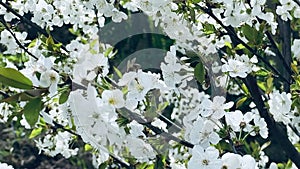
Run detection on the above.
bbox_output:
[0,0,300,168]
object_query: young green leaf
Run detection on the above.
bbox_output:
[194,62,205,84]
[0,67,33,89]
[84,144,93,151]
[23,98,43,127]
[113,66,123,78]
[59,89,70,104]
[29,127,43,139]
[236,96,248,108]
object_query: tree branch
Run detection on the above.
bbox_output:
[243,75,300,168]
[194,4,291,85]
[192,3,300,167]
[278,18,292,92]
[118,108,194,148]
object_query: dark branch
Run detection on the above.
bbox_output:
[193,3,300,167]
[118,108,194,148]
[278,18,292,92]
[243,75,300,168]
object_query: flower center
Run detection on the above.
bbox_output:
[202,159,209,165]
[108,98,116,105]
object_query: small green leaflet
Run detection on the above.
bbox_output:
[194,62,205,84]
[23,97,43,127]
[236,96,248,108]
[113,66,123,78]
[59,89,70,104]
[29,127,43,139]
[0,67,33,89]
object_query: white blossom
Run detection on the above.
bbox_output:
[126,136,156,162]
[188,145,222,169]
[35,131,78,158]
[39,70,60,94]
[225,110,254,132]
[201,96,233,120]
[221,153,257,168]
[0,162,14,169]
[292,39,300,60]
[268,90,292,124]
[102,89,125,108]
[188,118,220,148]
[0,103,12,123]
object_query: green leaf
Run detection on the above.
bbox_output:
[257,82,266,92]
[241,84,249,95]
[242,24,256,42]
[23,98,43,127]
[261,141,271,151]
[116,116,131,126]
[113,66,123,78]
[157,102,169,112]
[291,62,298,74]
[190,8,196,23]
[99,162,108,169]
[235,44,245,50]
[84,144,93,151]
[59,89,70,104]
[236,96,248,108]
[29,127,43,139]
[28,39,37,48]
[241,24,263,45]
[225,42,232,49]
[46,36,55,51]
[0,67,33,89]
[255,69,269,77]
[286,160,293,169]
[266,76,273,94]
[203,23,216,35]
[191,0,201,3]
[104,47,117,57]
[194,62,205,84]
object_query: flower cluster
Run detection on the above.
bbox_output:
[35,131,79,158]
[268,90,292,125]
[1,0,300,168]
[221,54,258,78]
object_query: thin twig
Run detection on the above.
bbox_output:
[288,124,300,138]
[52,121,133,169]
[194,4,291,85]
[0,1,68,52]
[0,17,38,60]
[118,108,194,148]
